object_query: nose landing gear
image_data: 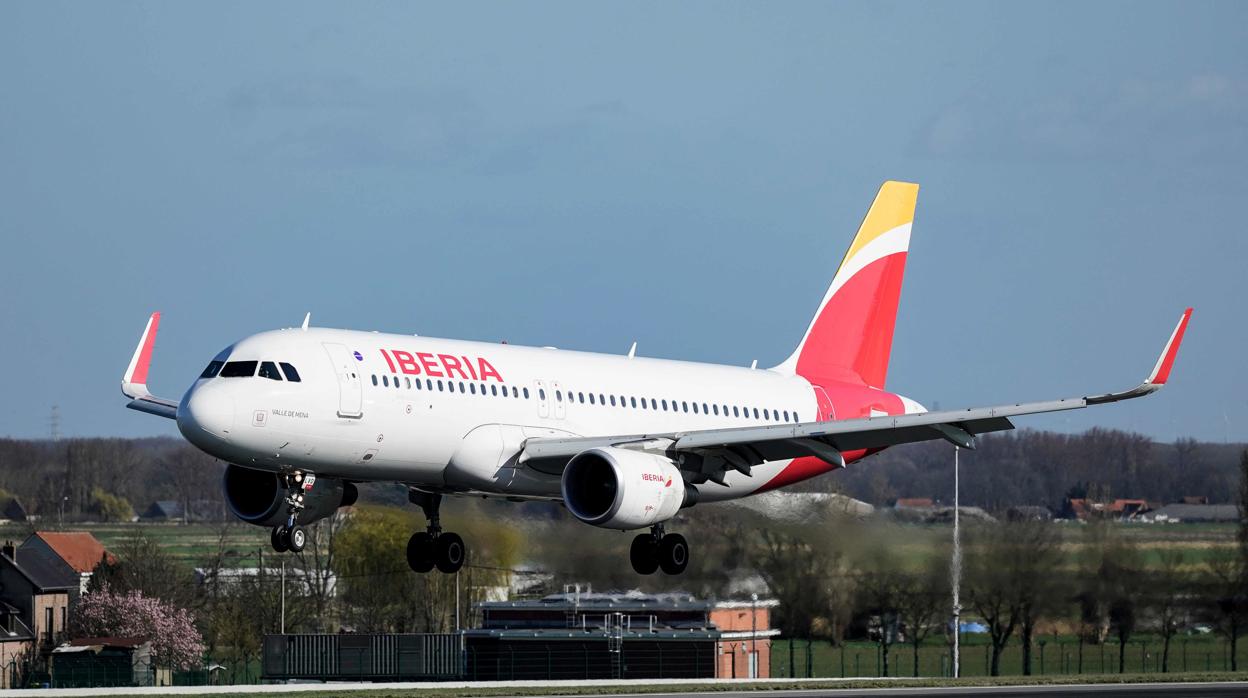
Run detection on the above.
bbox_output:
[630,524,688,575]
[269,471,311,553]
[406,491,466,574]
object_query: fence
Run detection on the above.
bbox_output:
[465,640,716,680]
[772,635,1245,678]
[263,633,463,681]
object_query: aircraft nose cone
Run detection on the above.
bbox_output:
[177,387,235,445]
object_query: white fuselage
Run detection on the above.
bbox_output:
[178,327,836,504]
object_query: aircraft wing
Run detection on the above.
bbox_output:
[121,312,179,420]
[520,308,1192,485]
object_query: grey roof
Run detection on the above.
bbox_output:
[1149,504,1238,522]
[0,551,76,592]
[482,591,777,612]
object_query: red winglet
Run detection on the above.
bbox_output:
[1146,307,1192,386]
[125,312,161,388]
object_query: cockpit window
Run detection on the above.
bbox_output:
[220,360,258,378]
[259,361,283,381]
[200,361,224,379]
[280,363,301,382]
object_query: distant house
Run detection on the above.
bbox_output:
[1007,505,1054,522]
[140,499,224,523]
[893,498,935,509]
[0,497,28,522]
[1146,503,1238,523]
[1063,498,1152,522]
[19,532,115,594]
[0,541,76,669]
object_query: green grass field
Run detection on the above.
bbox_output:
[0,521,272,569]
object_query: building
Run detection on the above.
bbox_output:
[140,500,224,523]
[0,497,28,522]
[19,532,115,594]
[1063,498,1152,522]
[0,541,75,668]
[0,602,36,688]
[51,637,155,688]
[466,590,778,680]
[1145,503,1238,523]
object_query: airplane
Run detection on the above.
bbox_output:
[121,181,1192,575]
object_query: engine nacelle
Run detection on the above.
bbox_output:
[222,464,357,527]
[560,447,694,530]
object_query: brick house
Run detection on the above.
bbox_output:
[19,532,115,594]
[0,541,75,669]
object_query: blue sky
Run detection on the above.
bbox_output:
[2,1,1245,441]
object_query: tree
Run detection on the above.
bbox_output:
[966,520,1061,676]
[70,585,205,669]
[90,487,134,522]
[292,510,346,632]
[893,564,948,677]
[90,533,196,608]
[1146,549,1191,673]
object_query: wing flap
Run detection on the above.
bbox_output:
[519,309,1190,475]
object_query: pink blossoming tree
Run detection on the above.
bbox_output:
[69,585,205,670]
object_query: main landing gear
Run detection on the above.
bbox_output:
[630,524,689,575]
[269,471,311,554]
[406,491,466,574]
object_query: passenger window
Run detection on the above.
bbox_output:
[437,380,444,391]
[733,406,739,417]
[491,385,497,396]
[523,387,530,399]
[598,394,605,405]
[630,397,637,408]
[691,402,698,414]
[539,389,546,400]
[279,362,301,382]
[371,375,378,386]
[661,400,668,411]
[651,398,658,410]
[589,393,596,405]
[383,375,390,387]
[682,401,688,413]
[459,381,466,393]
[200,360,224,379]
[784,410,790,422]
[427,379,433,390]
[702,403,709,414]
[394,378,400,390]
[712,405,719,416]
[470,384,477,395]
[220,361,258,378]
[609,395,616,407]
[578,392,585,403]
[415,378,422,390]
[556,390,563,402]
[405,377,411,389]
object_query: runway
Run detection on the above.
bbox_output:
[557,683,1248,698]
[7,679,1248,698]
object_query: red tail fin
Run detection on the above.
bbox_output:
[775,181,918,388]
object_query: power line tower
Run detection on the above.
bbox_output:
[49,405,61,442]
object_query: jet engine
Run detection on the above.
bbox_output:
[560,447,696,529]
[222,464,357,527]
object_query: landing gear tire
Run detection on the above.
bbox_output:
[287,525,307,553]
[630,534,659,575]
[406,532,435,573]
[658,533,689,575]
[435,532,466,573]
[270,526,289,553]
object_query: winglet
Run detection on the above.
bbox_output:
[1145,307,1193,386]
[1086,308,1192,405]
[122,312,161,399]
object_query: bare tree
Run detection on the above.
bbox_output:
[894,564,948,677]
[1146,549,1191,673]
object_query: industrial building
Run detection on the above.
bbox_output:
[263,588,777,682]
